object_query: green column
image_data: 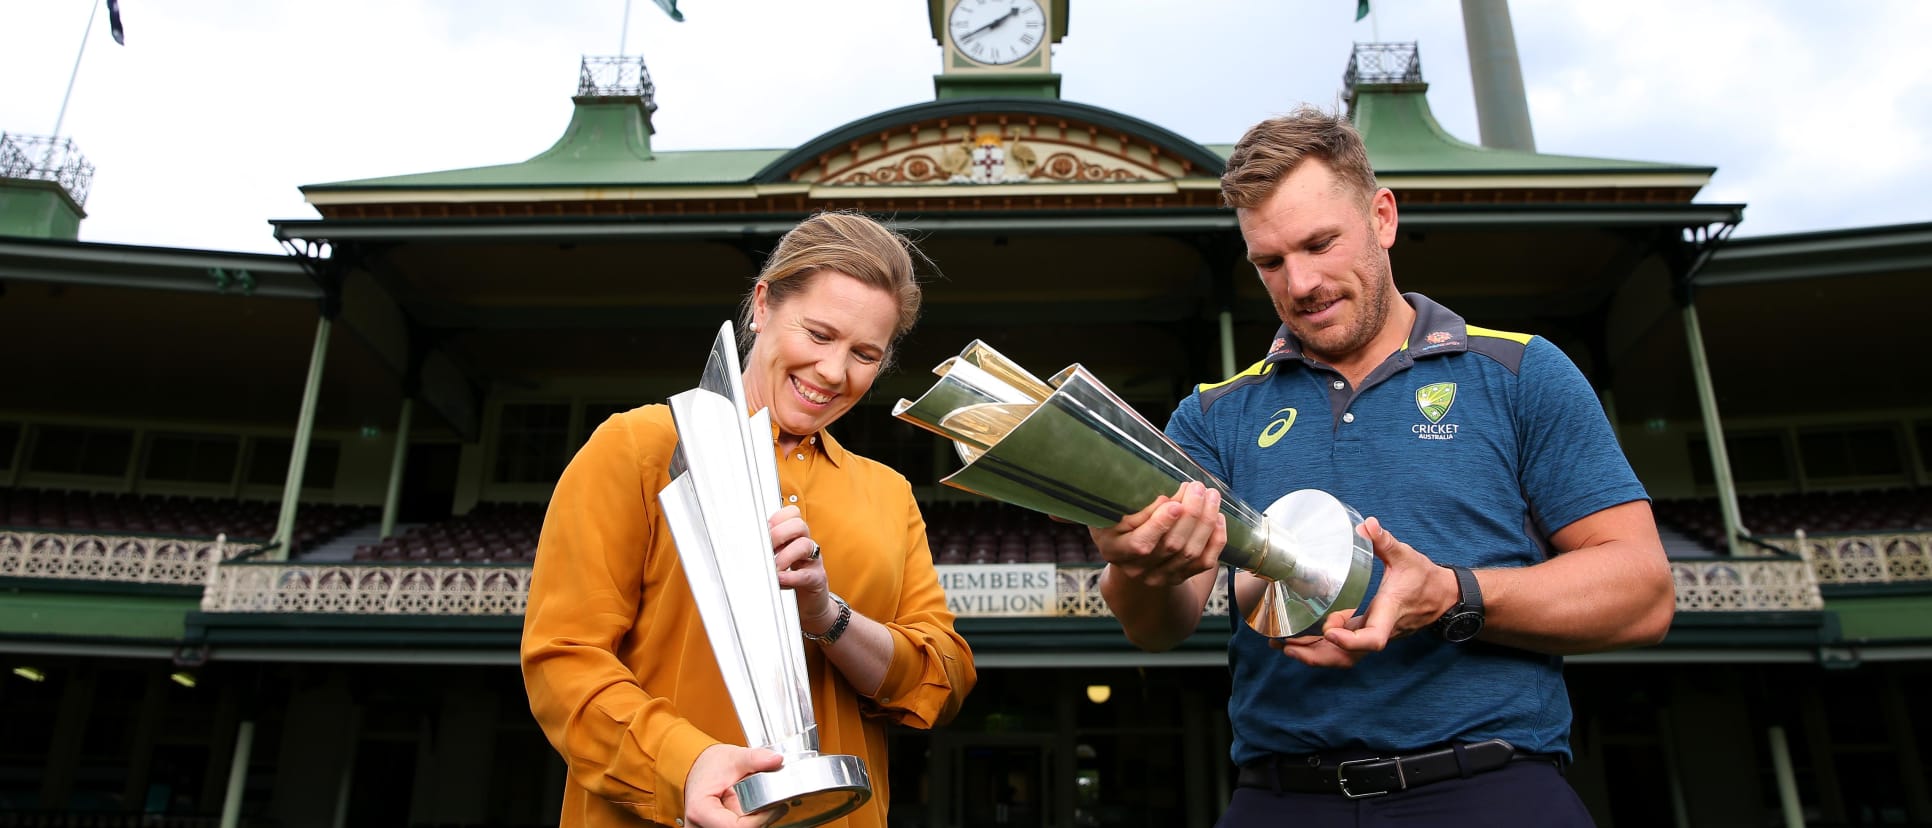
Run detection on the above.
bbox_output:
[1683,302,1745,555]
[218,720,255,828]
[1767,726,1804,828]
[272,317,332,560]
[380,398,414,538]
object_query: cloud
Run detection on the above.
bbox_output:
[4,0,1928,252]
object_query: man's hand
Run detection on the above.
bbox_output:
[684,744,784,828]
[1090,481,1227,587]
[1269,516,1460,668]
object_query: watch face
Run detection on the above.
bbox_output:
[1443,612,1484,643]
[948,0,1046,66]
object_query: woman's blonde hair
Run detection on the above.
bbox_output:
[739,211,926,363]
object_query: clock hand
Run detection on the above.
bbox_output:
[958,7,1021,42]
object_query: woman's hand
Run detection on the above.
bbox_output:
[770,506,834,623]
[684,744,783,827]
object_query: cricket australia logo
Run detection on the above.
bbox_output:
[1412,382,1460,440]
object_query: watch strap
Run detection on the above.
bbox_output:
[803,593,852,645]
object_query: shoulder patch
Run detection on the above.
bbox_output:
[1464,326,1531,375]
[1197,358,1273,413]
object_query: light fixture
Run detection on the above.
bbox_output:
[1085,684,1111,704]
[12,666,45,682]
[170,671,197,688]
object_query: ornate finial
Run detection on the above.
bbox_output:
[1343,42,1424,99]
[577,56,658,114]
[0,132,95,206]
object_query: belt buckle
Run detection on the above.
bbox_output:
[1336,757,1394,799]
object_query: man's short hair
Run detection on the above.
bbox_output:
[1220,106,1378,209]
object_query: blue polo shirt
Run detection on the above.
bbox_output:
[1166,293,1646,762]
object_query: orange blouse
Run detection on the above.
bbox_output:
[522,405,975,827]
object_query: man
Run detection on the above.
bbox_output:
[1092,106,1675,825]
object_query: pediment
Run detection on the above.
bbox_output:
[755,99,1225,189]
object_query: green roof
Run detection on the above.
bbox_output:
[1348,84,1711,175]
[305,98,786,191]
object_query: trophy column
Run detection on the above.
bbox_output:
[659,321,871,828]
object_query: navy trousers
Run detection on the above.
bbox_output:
[1215,760,1595,827]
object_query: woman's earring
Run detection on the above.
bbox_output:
[750,322,760,332]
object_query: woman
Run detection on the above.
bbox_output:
[522,211,976,828]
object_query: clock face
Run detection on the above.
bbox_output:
[948,0,1046,67]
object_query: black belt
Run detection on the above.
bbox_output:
[1236,739,1559,799]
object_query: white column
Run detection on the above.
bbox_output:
[272,317,332,560]
[1684,302,1745,555]
[380,398,415,538]
[218,720,256,828]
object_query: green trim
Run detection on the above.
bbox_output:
[1827,594,1932,641]
[0,178,85,239]
[934,73,1061,100]
[1698,220,1932,287]
[273,202,1748,245]
[0,591,197,639]
[0,577,201,598]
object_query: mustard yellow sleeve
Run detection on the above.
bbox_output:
[521,414,720,822]
[867,479,978,728]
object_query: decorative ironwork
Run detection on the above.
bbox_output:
[1344,42,1424,101]
[201,561,533,615]
[0,132,95,206]
[1760,530,1932,586]
[1049,566,1231,618]
[577,55,657,113]
[0,530,257,586]
[1671,557,1823,612]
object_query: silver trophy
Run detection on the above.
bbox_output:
[893,340,1374,638]
[659,321,870,827]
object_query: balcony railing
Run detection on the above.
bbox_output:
[1756,529,1932,586]
[29,528,1932,618]
[0,529,258,587]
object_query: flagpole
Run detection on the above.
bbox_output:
[52,0,101,142]
[1370,9,1381,42]
[619,0,632,55]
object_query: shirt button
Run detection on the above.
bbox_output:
[796,453,806,460]
[788,494,799,503]
[1332,380,1344,390]
[1342,412,1355,424]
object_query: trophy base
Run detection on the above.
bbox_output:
[1245,489,1375,639]
[734,753,872,828]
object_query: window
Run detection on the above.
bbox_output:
[1918,421,1932,473]
[28,425,134,477]
[143,433,241,484]
[0,422,19,473]
[495,403,571,484]
[1688,432,1790,487]
[246,438,340,489]
[1799,426,1904,480]
[580,401,636,447]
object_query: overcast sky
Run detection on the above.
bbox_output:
[5,0,1929,255]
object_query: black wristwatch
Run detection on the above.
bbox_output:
[1434,565,1485,643]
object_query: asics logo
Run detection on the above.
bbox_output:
[1257,407,1298,448]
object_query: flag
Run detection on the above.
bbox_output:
[1355,0,1370,22]
[651,0,683,22]
[107,0,125,44]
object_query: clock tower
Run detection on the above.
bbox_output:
[929,0,1069,99]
